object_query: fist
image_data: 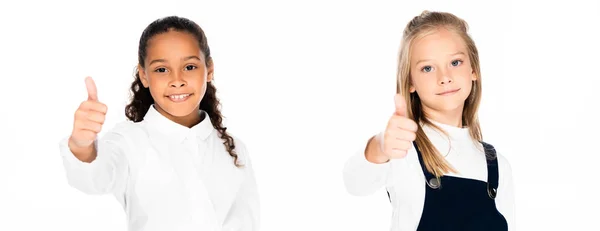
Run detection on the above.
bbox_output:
[376,94,418,159]
[70,77,108,148]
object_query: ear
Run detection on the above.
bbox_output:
[409,85,416,93]
[408,76,416,93]
[206,59,214,82]
[471,69,477,81]
[138,65,149,88]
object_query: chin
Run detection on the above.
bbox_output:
[422,98,464,112]
[158,100,201,117]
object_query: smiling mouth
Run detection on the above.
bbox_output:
[167,93,193,102]
[437,88,460,95]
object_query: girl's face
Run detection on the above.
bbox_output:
[409,28,476,117]
[139,30,213,125]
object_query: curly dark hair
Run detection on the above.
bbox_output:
[125,16,241,167]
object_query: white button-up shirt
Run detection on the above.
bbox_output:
[343,120,515,231]
[59,105,259,231]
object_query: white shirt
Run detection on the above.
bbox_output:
[59,105,260,231]
[343,120,515,231]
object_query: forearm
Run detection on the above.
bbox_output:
[59,133,128,195]
[343,136,391,196]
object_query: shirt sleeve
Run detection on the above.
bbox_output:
[495,153,516,231]
[58,124,130,196]
[222,139,260,231]
[343,136,392,196]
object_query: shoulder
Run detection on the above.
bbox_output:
[229,134,250,165]
[231,134,252,165]
[212,131,253,166]
[485,142,512,172]
[483,142,512,176]
[495,152,513,180]
[482,142,513,182]
[491,150,515,206]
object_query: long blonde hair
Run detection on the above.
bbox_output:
[396,11,483,178]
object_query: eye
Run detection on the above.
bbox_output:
[451,59,463,67]
[185,65,197,71]
[154,67,168,73]
[421,66,433,73]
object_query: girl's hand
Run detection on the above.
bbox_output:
[368,94,418,163]
[69,77,108,149]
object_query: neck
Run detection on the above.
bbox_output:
[421,104,464,128]
[176,112,205,128]
[154,105,204,128]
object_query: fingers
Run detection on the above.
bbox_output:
[85,76,98,101]
[382,144,412,158]
[387,127,417,142]
[73,104,106,138]
[75,109,106,124]
[381,103,419,159]
[389,115,419,132]
[382,130,414,153]
[77,122,102,135]
[71,78,106,149]
[79,100,108,114]
[73,130,99,144]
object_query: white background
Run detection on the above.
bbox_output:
[1,0,599,230]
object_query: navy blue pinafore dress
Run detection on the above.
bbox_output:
[388,141,508,230]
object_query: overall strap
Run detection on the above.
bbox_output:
[388,141,500,201]
[481,141,499,199]
[414,141,441,189]
[387,141,435,203]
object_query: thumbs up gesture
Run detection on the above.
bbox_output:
[370,94,418,162]
[69,77,108,150]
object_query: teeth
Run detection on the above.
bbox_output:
[169,94,190,100]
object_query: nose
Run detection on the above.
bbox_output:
[439,78,452,85]
[438,68,453,85]
[170,82,185,87]
[169,71,186,87]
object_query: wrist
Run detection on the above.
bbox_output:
[68,136,96,163]
[364,135,389,164]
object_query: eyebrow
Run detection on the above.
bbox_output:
[450,51,466,56]
[148,56,202,66]
[415,51,466,66]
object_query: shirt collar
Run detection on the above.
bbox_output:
[142,104,214,143]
